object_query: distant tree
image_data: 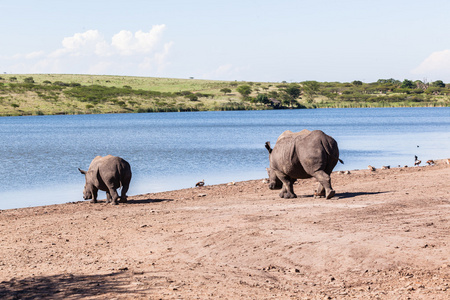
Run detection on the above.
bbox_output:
[284,83,302,99]
[279,92,293,107]
[236,85,252,98]
[255,93,270,105]
[414,80,428,90]
[302,81,320,103]
[377,78,401,85]
[23,77,34,83]
[432,80,445,88]
[278,83,302,107]
[268,91,278,99]
[352,80,363,86]
[401,79,415,89]
[220,88,231,95]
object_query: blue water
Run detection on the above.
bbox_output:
[1,107,449,210]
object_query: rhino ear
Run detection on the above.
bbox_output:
[78,168,87,175]
[265,141,272,154]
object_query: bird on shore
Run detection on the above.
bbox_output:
[195,179,205,187]
[414,156,421,166]
[426,160,435,166]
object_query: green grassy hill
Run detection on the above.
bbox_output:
[0,74,448,116]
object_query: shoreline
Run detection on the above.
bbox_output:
[2,159,448,212]
[1,160,449,298]
[1,158,447,212]
[2,104,449,118]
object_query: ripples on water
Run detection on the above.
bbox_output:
[1,107,449,209]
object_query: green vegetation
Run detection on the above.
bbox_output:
[0,74,448,116]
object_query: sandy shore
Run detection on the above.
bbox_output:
[0,160,449,299]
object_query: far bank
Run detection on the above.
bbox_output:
[1,74,449,116]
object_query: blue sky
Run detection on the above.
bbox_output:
[1,0,450,83]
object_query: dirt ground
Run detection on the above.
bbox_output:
[0,160,449,299]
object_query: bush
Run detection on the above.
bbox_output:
[53,81,70,87]
[185,94,198,101]
[220,88,231,95]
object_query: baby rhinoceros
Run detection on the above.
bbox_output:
[79,155,132,205]
[265,130,343,199]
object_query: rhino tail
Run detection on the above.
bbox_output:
[265,141,272,154]
[321,139,343,164]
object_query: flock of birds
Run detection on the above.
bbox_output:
[367,155,436,172]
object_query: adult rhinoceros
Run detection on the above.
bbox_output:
[265,130,343,199]
[79,155,132,205]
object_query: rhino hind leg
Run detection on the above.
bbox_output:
[106,187,120,205]
[119,184,130,203]
[276,172,297,198]
[105,192,112,203]
[280,186,296,199]
[314,183,326,198]
[313,170,335,199]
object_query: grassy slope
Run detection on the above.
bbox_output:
[0,74,448,116]
[0,74,259,116]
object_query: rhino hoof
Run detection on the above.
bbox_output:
[281,193,297,199]
[326,190,336,199]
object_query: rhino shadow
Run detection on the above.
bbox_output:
[128,198,173,204]
[335,191,389,199]
[296,191,388,199]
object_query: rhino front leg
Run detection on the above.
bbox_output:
[313,171,335,199]
[276,171,297,198]
[91,187,98,203]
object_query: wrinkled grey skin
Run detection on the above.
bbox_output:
[265,130,343,199]
[79,155,132,205]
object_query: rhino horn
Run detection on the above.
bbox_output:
[78,168,87,175]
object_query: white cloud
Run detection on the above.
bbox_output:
[49,30,112,58]
[2,26,172,76]
[111,25,166,56]
[412,49,450,80]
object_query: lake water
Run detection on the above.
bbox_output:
[1,107,449,210]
